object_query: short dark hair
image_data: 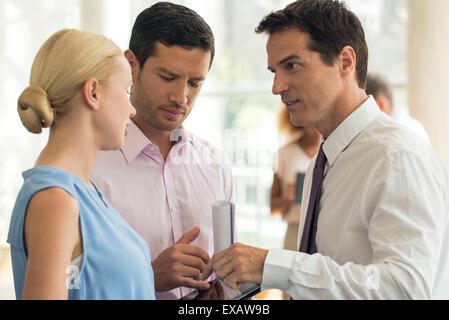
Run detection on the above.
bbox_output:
[365,74,393,106]
[129,2,215,69]
[256,0,368,89]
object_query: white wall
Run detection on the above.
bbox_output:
[408,0,449,169]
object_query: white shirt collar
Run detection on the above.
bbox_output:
[323,96,381,166]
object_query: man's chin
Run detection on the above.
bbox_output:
[290,115,307,127]
[152,121,182,132]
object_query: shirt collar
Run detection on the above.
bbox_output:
[121,121,192,164]
[170,127,192,147]
[323,96,381,166]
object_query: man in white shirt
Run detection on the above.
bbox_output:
[212,0,449,299]
[366,73,430,143]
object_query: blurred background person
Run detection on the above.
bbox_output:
[270,106,320,300]
[270,106,320,251]
[366,73,430,143]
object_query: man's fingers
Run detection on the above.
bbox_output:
[176,227,200,245]
[152,241,216,293]
[214,258,235,280]
[213,246,232,261]
[223,274,244,291]
[169,249,208,273]
[212,245,235,268]
[215,281,225,300]
[213,243,244,263]
[180,277,211,291]
[200,261,213,281]
[179,245,210,266]
[178,265,203,280]
[212,249,233,272]
[212,243,267,290]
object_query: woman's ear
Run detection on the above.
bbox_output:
[83,78,100,111]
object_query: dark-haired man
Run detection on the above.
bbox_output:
[91,2,233,300]
[212,0,449,299]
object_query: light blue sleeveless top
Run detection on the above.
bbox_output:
[7,166,156,300]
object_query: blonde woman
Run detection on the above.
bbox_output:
[7,29,155,300]
[271,106,320,251]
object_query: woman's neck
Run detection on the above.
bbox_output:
[35,123,98,187]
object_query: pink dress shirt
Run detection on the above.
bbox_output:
[91,121,234,300]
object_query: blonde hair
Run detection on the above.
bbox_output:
[277,104,303,141]
[17,29,122,134]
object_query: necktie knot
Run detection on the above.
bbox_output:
[315,143,327,169]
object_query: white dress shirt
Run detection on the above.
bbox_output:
[392,111,430,144]
[262,96,449,299]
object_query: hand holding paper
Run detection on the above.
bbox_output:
[207,201,268,290]
[151,227,211,292]
[212,243,268,290]
[200,201,235,280]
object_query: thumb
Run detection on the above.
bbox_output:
[176,226,200,244]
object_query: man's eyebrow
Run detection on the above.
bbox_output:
[156,67,205,81]
[189,76,205,82]
[268,54,302,72]
[156,67,180,78]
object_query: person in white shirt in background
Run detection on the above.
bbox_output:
[366,73,430,144]
[212,0,449,299]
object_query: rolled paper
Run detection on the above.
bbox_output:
[211,200,235,253]
[200,201,236,281]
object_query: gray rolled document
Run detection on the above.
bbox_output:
[194,201,260,299]
[200,200,236,281]
[211,200,235,252]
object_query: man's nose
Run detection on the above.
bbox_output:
[169,81,189,106]
[272,73,289,95]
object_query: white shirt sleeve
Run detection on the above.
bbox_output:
[262,149,448,300]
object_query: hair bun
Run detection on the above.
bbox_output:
[17,84,54,134]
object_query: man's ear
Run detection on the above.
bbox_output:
[83,78,100,111]
[124,49,140,83]
[339,46,356,78]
